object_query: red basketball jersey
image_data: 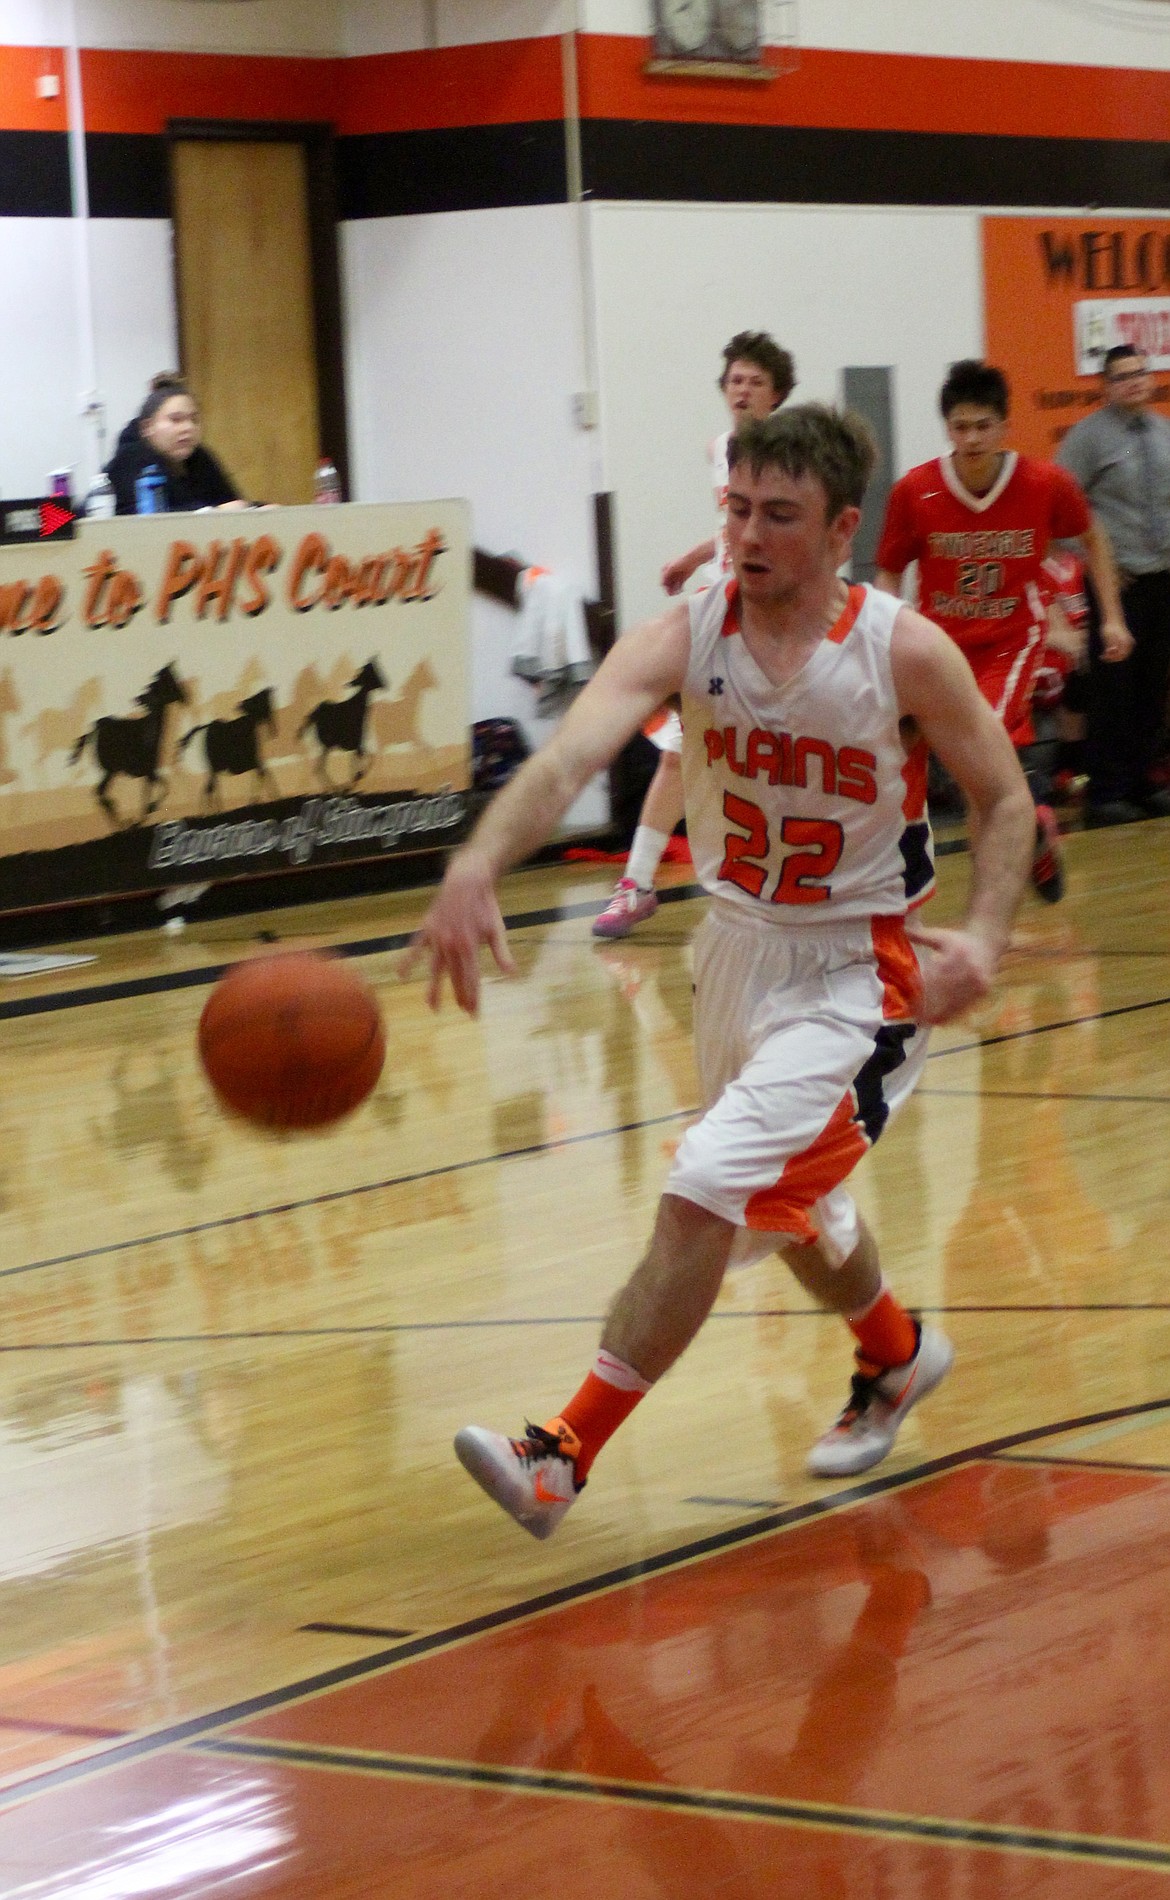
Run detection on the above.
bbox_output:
[876,453,1090,653]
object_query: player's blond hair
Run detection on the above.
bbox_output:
[727,403,876,520]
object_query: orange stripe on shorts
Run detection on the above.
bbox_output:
[871,915,922,1021]
[743,1091,868,1240]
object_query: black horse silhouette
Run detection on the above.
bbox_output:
[179,687,278,809]
[69,663,188,824]
[298,658,387,786]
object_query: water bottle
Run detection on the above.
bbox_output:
[314,456,342,505]
[84,471,116,520]
[135,463,168,515]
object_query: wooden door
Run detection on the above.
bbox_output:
[171,139,322,506]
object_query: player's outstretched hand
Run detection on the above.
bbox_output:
[907,924,998,1025]
[661,556,692,596]
[400,852,517,1015]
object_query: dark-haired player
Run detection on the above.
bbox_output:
[876,359,1130,902]
[593,331,795,939]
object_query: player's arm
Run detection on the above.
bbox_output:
[891,607,1035,1024]
[874,477,916,600]
[402,604,692,1013]
[662,538,717,595]
[1080,511,1133,661]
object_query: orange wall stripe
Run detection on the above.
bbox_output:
[338,41,565,135]
[577,34,1170,144]
[77,49,341,134]
[3,34,1169,143]
[49,41,561,138]
[0,47,67,132]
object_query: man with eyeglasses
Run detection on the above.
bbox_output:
[1058,345,1170,826]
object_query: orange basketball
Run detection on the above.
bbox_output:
[198,951,385,1131]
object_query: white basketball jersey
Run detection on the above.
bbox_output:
[681,580,935,922]
[710,430,731,573]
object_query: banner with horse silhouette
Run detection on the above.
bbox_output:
[0,499,470,910]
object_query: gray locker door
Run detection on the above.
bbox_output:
[842,367,896,583]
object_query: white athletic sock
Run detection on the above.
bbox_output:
[625,825,670,890]
[593,1349,654,1394]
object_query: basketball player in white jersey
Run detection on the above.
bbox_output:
[405,405,1034,1539]
[592,331,795,938]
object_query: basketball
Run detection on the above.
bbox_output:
[198,951,385,1131]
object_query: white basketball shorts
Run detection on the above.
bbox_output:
[665,902,928,1266]
[643,707,683,755]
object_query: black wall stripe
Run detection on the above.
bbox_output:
[581,120,1170,209]
[3,120,1170,220]
[0,131,71,217]
[86,132,171,219]
[335,123,567,219]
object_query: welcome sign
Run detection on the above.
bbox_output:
[0,499,471,913]
[983,216,1170,458]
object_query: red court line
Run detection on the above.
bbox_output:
[228,1462,1170,1855]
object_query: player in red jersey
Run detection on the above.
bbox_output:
[876,360,1131,903]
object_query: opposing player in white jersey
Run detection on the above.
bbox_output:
[593,331,795,939]
[406,405,1034,1538]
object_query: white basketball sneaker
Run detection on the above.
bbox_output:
[454,1419,584,1539]
[806,1324,954,1479]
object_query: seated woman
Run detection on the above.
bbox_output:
[106,382,249,515]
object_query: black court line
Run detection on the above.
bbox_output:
[993,1453,1170,1475]
[928,988,1170,1060]
[0,884,708,1024]
[3,1392,1170,1814]
[194,1735,1170,1873]
[0,1324,609,1351]
[299,1622,415,1641]
[6,1301,1170,1355]
[919,1302,1170,1314]
[6,981,1170,1289]
[919,1087,1170,1104]
[0,1106,696,1285]
[0,839,975,1025]
[685,1495,786,1510]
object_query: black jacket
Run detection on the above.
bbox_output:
[106,435,241,515]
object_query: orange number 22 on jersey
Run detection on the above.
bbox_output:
[718,791,844,906]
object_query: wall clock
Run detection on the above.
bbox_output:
[652,0,715,58]
[651,0,764,67]
[716,0,762,58]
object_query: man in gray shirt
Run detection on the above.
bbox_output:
[1058,345,1170,825]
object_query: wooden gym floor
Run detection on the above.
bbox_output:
[0,818,1169,1894]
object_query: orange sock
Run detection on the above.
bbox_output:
[846,1284,918,1373]
[546,1349,652,1481]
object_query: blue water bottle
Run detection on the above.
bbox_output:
[135,463,168,514]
